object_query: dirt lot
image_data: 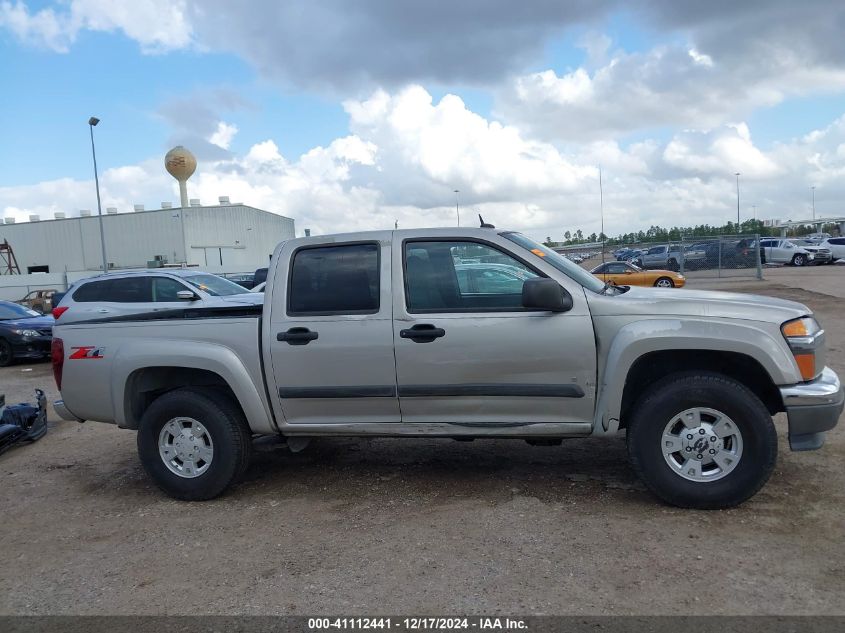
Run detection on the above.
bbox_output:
[1,272,844,615]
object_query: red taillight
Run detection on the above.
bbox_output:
[52,306,68,319]
[51,338,64,390]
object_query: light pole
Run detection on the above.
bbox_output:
[599,166,605,263]
[453,189,460,226]
[88,117,108,272]
[734,172,741,231]
[811,186,816,220]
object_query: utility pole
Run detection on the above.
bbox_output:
[453,189,460,226]
[89,117,108,272]
[735,172,741,231]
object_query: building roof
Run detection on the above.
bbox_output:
[2,203,294,226]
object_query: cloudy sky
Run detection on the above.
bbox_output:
[1,0,844,240]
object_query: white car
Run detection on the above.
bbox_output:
[54,270,263,324]
[790,240,833,265]
[759,239,823,266]
[820,237,845,261]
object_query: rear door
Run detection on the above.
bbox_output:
[68,276,153,320]
[267,237,400,425]
[392,234,597,426]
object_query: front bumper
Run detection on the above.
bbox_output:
[12,336,51,359]
[780,367,843,451]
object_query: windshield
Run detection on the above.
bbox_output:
[183,274,250,297]
[501,232,606,293]
[0,302,40,320]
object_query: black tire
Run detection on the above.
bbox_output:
[0,339,13,367]
[627,372,777,509]
[792,254,806,267]
[137,388,252,501]
[653,277,675,288]
[668,258,679,272]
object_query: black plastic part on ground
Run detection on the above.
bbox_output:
[0,388,48,455]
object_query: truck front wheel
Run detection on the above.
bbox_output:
[627,372,777,509]
[137,388,252,501]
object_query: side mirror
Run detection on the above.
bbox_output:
[176,290,199,301]
[522,278,573,312]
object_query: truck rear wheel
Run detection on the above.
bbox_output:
[137,388,252,501]
[626,372,777,509]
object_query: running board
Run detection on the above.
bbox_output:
[276,421,593,438]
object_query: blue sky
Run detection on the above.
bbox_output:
[1,1,844,237]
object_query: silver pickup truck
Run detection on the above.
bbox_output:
[51,227,843,508]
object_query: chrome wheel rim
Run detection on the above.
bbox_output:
[656,278,672,288]
[158,417,214,478]
[661,407,743,482]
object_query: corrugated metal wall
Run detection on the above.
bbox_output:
[184,205,295,272]
[0,205,294,274]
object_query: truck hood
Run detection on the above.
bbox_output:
[586,285,809,324]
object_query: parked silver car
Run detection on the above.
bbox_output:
[53,269,263,324]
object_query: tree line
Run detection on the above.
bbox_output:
[544,220,841,247]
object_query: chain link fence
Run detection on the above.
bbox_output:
[608,234,763,279]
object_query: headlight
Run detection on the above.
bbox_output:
[12,329,40,337]
[782,317,822,381]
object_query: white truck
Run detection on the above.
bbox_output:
[51,227,843,508]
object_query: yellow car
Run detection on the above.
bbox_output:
[590,261,685,288]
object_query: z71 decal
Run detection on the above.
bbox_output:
[69,346,105,360]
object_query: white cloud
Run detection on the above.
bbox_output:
[497,40,845,142]
[0,1,69,51]
[344,87,595,203]
[2,88,845,242]
[662,124,781,179]
[208,121,238,150]
[0,0,193,53]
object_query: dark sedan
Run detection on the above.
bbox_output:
[0,301,53,366]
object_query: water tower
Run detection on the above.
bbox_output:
[164,146,197,208]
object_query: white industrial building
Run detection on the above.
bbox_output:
[0,199,295,274]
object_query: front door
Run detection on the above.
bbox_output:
[392,235,597,426]
[268,239,400,425]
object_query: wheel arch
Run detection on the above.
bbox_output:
[618,350,784,429]
[111,341,278,433]
[592,319,798,435]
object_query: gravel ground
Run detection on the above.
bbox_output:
[0,276,843,615]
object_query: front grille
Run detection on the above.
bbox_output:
[36,329,52,337]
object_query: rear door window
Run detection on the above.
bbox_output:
[288,243,380,315]
[72,277,152,303]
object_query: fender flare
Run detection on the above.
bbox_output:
[111,339,277,433]
[592,318,798,435]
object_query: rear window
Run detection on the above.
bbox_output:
[288,243,379,315]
